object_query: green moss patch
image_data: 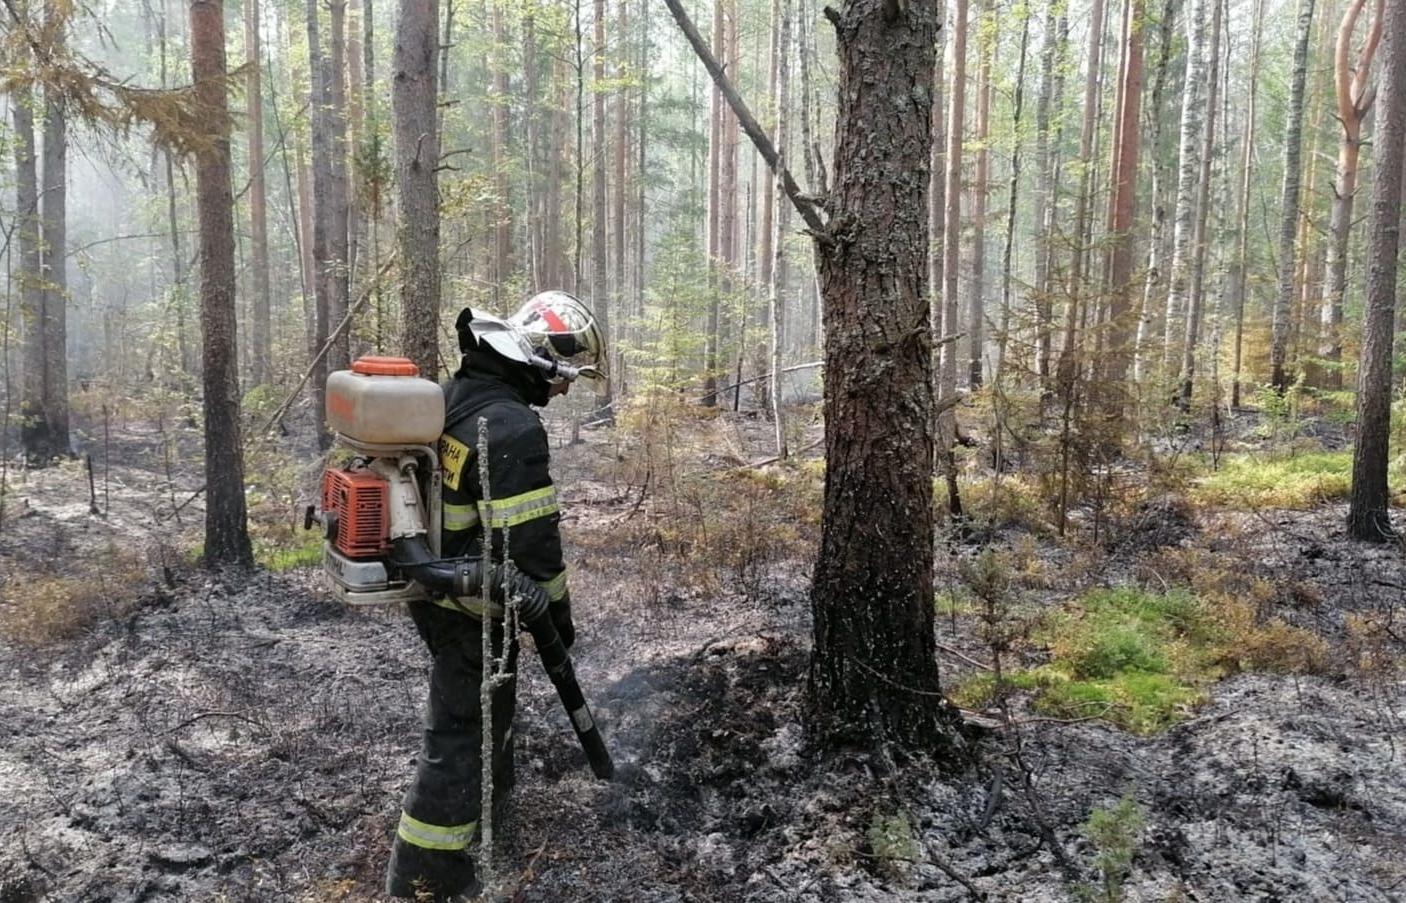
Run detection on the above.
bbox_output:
[956,587,1231,734]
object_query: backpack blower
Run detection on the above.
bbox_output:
[306,355,614,780]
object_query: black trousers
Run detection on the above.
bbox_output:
[386,601,519,897]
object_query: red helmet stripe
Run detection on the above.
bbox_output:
[531,299,570,334]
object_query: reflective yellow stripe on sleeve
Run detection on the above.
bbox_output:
[537,569,569,602]
[442,502,480,532]
[396,812,477,851]
[478,486,560,529]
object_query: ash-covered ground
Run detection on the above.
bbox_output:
[1,408,1404,902]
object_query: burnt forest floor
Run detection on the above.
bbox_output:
[0,393,1404,902]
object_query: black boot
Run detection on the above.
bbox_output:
[385,838,480,902]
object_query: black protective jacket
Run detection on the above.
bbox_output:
[433,351,570,616]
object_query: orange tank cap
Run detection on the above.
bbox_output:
[351,356,420,377]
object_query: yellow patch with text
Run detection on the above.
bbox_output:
[440,434,472,491]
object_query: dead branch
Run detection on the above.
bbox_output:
[162,710,270,736]
[661,0,828,238]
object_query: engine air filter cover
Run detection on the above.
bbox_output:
[322,468,389,559]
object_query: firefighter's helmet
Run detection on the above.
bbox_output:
[456,292,607,383]
[509,292,606,381]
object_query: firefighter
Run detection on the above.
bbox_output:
[386,291,606,901]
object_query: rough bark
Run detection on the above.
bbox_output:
[1347,0,1403,541]
[189,0,254,568]
[809,0,959,751]
[393,0,441,380]
[1270,0,1317,391]
[246,0,272,386]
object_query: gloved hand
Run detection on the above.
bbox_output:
[550,595,575,650]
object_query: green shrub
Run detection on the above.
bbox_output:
[1076,795,1145,902]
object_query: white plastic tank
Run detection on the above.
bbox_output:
[326,356,445,445]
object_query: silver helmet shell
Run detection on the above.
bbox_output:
[507,292,607,383]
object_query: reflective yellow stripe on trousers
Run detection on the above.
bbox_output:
[397,811,477,851]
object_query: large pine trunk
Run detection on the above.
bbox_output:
[1347,0,1403,541]
[809,0,959,750]
[189,0,253,569]
[13,74,51,465]
[394,0,442,379]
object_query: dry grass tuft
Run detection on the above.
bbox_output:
[0,547,153,646]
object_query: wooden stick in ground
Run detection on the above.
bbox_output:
[661,0,828,238]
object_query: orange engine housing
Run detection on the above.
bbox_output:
[322,469,389,559]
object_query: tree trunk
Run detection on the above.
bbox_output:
[996,7,1031,386]
[246,0,272,386]
[36,16,70,463]
[768,0,792,459]
[327,0,351,372]
[1347,0,1403,541]
[1322,0,1385,390]
[1161,0,1206,384]
[1230,0,1264,408]
[720,0,739,371]
[14,74,55,464]
[612,0,629,357]
[929,7,946,417]
[1031,0,1059,386]
[394,0,442,380]
[1178,0,1223,404]
[592,0,612,410]
[189,0,254,569]
[307,0,332,438]
[296,147,317,363]
[702,0,723,404]
[491,0,513,300]
[940,0,968,478]
[1270,0,1317,391]
[968,0,993,390]
[809,0,959,751]
[1057,0,1107,391]
[1132,0,1179,384]
[1101,0,1145,406]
